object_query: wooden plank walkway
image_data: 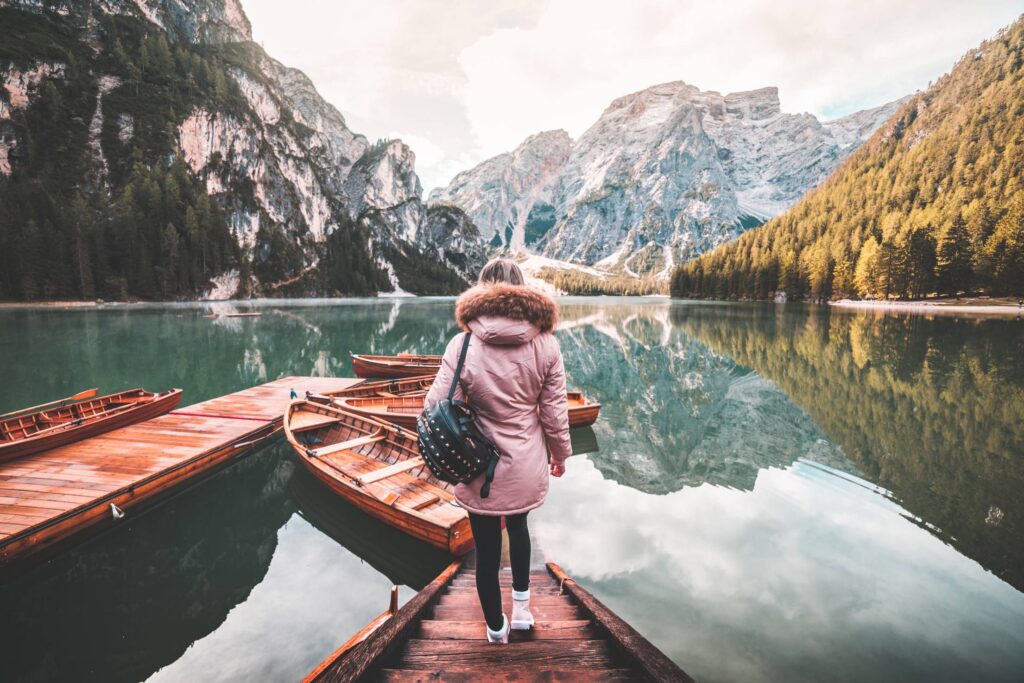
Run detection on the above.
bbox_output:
[307,560,693,682]
[0,376,358,568]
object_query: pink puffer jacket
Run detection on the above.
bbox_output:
[424,283,572,516]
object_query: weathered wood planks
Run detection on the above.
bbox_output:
[0,376,358,568]
[307,561,693,682]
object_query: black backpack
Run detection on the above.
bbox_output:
[416,333,501,498]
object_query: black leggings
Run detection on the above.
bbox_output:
[468,512,531,631]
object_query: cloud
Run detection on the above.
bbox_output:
[242,0,1022,191]
[533,457,1024,682]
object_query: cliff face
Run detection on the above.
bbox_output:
[429,130,572,250]
[432,81,905,278]
[0,0,481,299]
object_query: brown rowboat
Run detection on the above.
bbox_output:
[326,375,435,399]
[0,388,183,462]
[283,400,472,555]
[324,390,601,430]
[350,353,442,379]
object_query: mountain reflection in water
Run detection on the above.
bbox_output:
[0,447,294,683]
[1,299,1021,683]
[557,303,856,494]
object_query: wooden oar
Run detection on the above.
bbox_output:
[0,388,99,420]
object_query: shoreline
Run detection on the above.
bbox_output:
[829,299,1023,317]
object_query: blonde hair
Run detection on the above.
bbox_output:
[478,258,525,286]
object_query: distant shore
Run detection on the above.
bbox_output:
[0,300,104,309]
[830,297,1024,316]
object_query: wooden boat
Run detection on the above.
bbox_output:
[327,390,602,430]
[565,390,601,427]
[0,388,183,462]
[350,353,442,379]
[304,560,694,682]
[322,375,435,399]
[283,400,472,555]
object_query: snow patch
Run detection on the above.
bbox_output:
[517,252,610,279]
[658,244,675,279]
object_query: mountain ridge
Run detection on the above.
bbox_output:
[431,80,906,279]
[0,0,483,301]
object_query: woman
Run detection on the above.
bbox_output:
[424,258,572,644]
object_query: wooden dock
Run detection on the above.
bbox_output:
[307,560,693,682]
[0,376,358,568]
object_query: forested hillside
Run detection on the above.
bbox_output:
[0,10,244,300]
[0,9,391,300]
[671,16,1024,301]
[0,3,478,302]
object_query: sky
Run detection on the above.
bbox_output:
[242,0,1023,192]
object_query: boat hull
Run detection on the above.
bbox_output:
[284,401,473,556]
[350,354,442,379]
[296,451,472,555]
[335,391,602,430]
[328,376,435,399]
[0,389,183,462]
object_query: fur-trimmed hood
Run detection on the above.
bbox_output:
[455,284,559,340]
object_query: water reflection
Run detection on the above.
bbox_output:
[2,299,1022,683]
[537,457,1024,683]
[669,303,1024,592]
[0,447,293,683]
[290,464,451,590]
[0,301,462,413]
[556,303,856,493]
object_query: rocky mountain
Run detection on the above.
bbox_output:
[429,129,572,251]
[0,0,482,301]
[432,82,905,278]
[672,16,1024,301]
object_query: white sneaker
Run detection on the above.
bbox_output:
[510,588,534,630]
[486,614,509,643]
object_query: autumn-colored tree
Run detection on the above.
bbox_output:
[671,16,1024,301]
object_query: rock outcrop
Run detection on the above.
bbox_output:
[429,130,572,249]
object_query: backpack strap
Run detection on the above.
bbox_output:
[479,447,500,498]
[447,332,472,401]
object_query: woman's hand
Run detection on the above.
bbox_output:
[550,463,565,478]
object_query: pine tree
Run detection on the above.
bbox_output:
[855,237,882,299]
[987,196,1024,295]
[935,216,973,297]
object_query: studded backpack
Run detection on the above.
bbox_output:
[416,333,501,498]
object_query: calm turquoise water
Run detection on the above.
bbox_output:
[1,299,1022,682]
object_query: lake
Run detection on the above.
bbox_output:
[1,298,1022,683]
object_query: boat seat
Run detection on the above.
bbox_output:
[358,456,425,485]
[309,432,386,458]
[290,411,346,433]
